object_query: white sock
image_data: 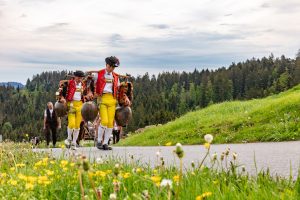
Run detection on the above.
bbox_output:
[103,128,113,145]
[97,125,106,143]
[72,129,79,145]
[67,127,73,140]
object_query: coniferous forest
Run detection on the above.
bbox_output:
[1,52,300,141]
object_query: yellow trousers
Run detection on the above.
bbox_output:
[68,101,83,129]
[99,93,117,128]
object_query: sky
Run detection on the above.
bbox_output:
[0,0,299,84]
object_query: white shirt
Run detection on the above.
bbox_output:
[44,109,53,117]
[101,70,120,93]
[113,121,120,130]
[73,82,82,101]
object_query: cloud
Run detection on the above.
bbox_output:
[261,3,271,8]
[36,23,70,33]
[148,24,170,29]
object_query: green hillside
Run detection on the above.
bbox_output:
[118,84,300,146]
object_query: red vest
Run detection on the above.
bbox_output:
[96,69,119,98]
[66,79,86,102]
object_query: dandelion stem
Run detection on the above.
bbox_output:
[78,170,85,200]
[88,174,101,200]
[199,146,210,169]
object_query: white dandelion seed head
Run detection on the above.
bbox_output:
[160,179,173,188]
[204,134,214,143]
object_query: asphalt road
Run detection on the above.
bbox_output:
[34,141,300,178]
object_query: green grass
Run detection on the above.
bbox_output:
[119,85,300,146]
[1,142,300,199]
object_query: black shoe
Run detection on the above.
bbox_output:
[103,144,112,150]
[96,142,103,149]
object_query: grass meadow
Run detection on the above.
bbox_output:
[1,139,300,200]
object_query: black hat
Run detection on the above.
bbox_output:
[73,70,85,77]
[105,56,120,67]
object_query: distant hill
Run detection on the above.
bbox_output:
[118,84,300,146]
[0,82,24,88]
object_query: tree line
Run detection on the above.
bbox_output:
[1,52,300,141]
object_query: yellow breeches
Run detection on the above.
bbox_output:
[67,101,83,129]
[99,93,117,128]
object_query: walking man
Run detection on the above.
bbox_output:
[43,102,60,148]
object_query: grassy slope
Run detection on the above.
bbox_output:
[118,85,300,146]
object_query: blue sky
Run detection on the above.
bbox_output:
[0,0,299,84]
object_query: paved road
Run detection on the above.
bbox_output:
[34,141,300,178]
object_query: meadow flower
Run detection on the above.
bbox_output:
[25,182,34,190]
[46,170,54,176]
[191,161,195,168]
[173,175,180,183]
[8,179,17,186]
[95,170,107,178]
[10,167,15,171]
[16,163,26,167]
[174,143,184,158]
[225,147,230,156]
[156,151,161,157]
[212,153,217,161]
[123,172,131,179]
[196,192,212,200]
[204,134,213,143]
[204,143,210,149]
[113,163,121,176]
[165,142,172,146]
[0,172,7,178]
[109,193,117,200]
[150,176,161,186]
[60,160,68,168]
[233,152,237,160]
[160,179,172,189]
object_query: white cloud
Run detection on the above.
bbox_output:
[0,0,299,83]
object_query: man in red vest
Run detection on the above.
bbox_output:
[87,57,128,150]
[60,70,86,149]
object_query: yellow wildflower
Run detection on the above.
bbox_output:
[165,142,172,146]
[204,143,210,149]
[50,161,55,164]
[63,167,68,171]
[25,183,34,190]
[60,160,68,168]
[8,179,18,186]
[27,176,37,183]
[10,167,15,171]
[38,176,51,185]
[196,192,212,200]
[17,173,27,180]
[46,170,54,176]
[95,170,107,178]
[173,175,180,183]
[70,162,75,167]
[123,172,131,179]
[34,161,43,168]
[0,173,7,178]
[16,163,26,167]
[150,176,161,186]
[136,168,142,173]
